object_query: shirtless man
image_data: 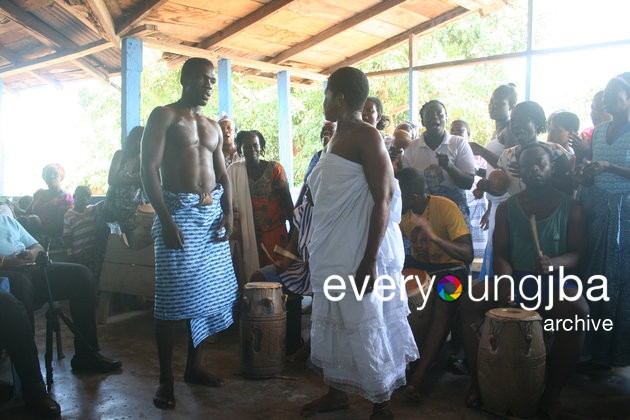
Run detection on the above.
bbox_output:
[141,57,238,410]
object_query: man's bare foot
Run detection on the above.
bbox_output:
[371,402,394,419]
[301,391,349,417]
[153,379,175,410]
[465,386,482,409]
[184,367,225,387]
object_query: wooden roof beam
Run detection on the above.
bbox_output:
[141,38,327,82]
[0,45,61,89]
[197,0,295,49]
[324,6,469,74]
[0,0,113,82]
[83,0,119,44]
[270,0,407,65]
[0,40,110,77]
[116,0,168,36]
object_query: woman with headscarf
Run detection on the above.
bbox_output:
[19,163,73,241]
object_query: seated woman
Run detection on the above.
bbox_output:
[249,188,313,355]
[18,163,73,245]
[227,130,294,280]
[101,126,146,236]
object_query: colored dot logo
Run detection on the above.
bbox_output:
[437,275,463,301]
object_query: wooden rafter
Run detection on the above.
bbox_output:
[83,0,119,43]
[269,0,407,65]
[140,38,327,82]
[0,0,113,84]
[197,0,295,49]
[324,6,469,73]
[0,40,110,77]
[0,45,61,89]
[116,0,168,36]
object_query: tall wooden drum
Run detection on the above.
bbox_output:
[240,282,286,378]
[478,308,545,418]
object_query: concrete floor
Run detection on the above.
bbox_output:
[1,306,630,420]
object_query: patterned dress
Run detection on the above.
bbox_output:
[583,121,630,366]
[248,161,290,266]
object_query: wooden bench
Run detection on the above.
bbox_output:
[97,233,154,324]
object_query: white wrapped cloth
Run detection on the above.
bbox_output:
[307,153,419,403]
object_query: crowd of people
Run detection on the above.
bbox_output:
[0,56,628,419]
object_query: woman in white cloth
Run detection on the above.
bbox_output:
[303,67,419,419]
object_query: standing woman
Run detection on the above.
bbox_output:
[362,96,392,146]
[228,130,293,280]
[472,84,518,279]
[101,126,146,235]
[581,72,630,368]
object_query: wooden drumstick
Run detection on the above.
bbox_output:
[273,245,305,264]
[260,243,276,265]
[529,215,542,255]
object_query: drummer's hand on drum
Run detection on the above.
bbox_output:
[162,219,184,249]
[534,253,553,274]
[355,257,376,294]
[216,212,233,242]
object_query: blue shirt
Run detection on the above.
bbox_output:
[0,215,38,257]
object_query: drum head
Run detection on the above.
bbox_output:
[245,282,282,289]
[402,268,429,296]
[487,307,542,321]
[137,203,155,215]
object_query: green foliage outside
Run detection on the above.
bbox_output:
[76,1,539,192]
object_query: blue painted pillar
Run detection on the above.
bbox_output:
[0,79,4,195]
[218,59,233,118]
[277,70,293,188]
[121,37,142,144]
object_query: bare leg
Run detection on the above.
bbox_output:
[154,319,176,409]
[301,387,349,417]
[184,323,225,387]
[371,400,394,419]
[539,290,589,418]
[405,297,457,401]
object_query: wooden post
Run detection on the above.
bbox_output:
[121,37,142,144]
[277,70,293,188]
[408,34,419,125]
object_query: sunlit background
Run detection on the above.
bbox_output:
[0,0,628,196]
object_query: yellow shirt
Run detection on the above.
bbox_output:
[400,195,470,266]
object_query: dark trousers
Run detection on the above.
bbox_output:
[0,291,43,388]
[1,262,99,357]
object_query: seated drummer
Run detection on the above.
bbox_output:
[460,143,588,418]
[249,188,313,355]
[395,167,473,401]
